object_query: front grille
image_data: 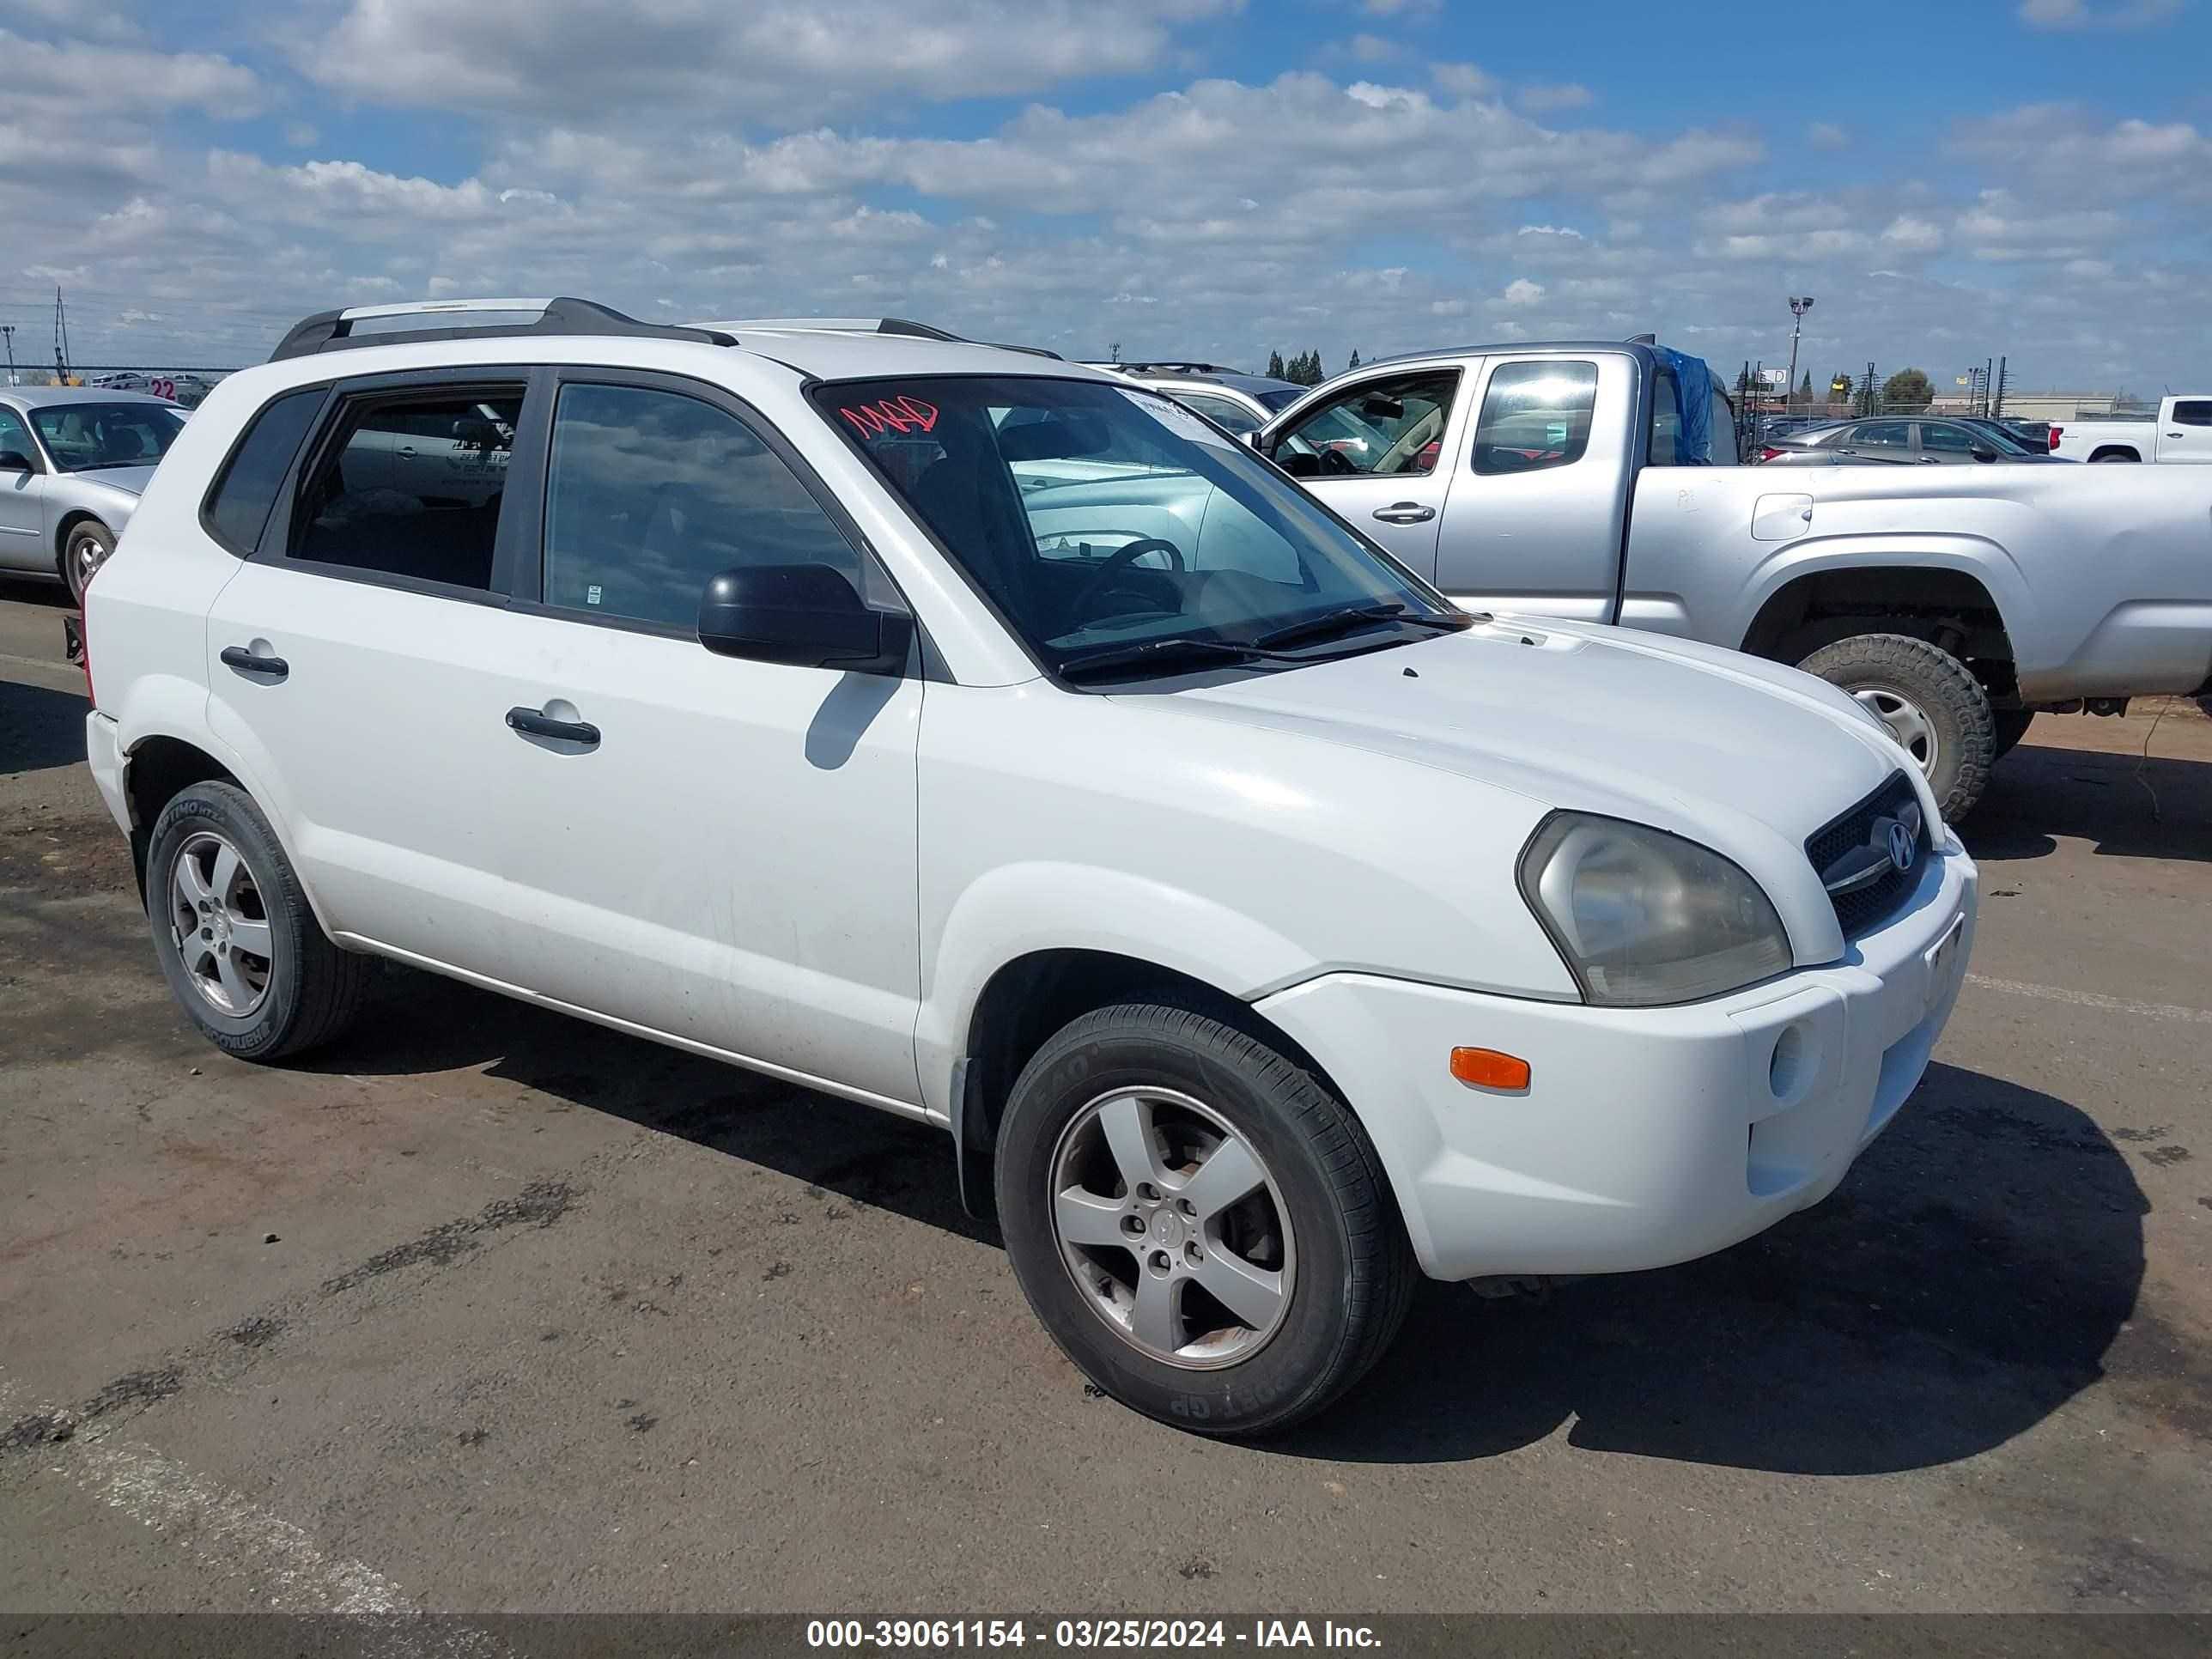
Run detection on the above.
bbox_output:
[1807,771,1929,939]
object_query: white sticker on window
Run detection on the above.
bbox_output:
[586,584,603,605]
[1121,388,1237,450]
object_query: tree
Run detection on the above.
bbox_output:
[1798,369,1814,410]
[1266,349,1286,380]
[1829,372,1853,406]
[1347,348,1362,371]
[1109,342,1121,365]
[1881,368,1935,412]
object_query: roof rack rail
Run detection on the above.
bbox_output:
[689,313,1065,362]
[270,297,737,362]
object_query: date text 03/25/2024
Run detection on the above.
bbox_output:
[805,1620,1382,1650]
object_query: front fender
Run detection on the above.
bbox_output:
[915,861,1313,1120]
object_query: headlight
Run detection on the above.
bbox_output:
[1518,814,1792,1006]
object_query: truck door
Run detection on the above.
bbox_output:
[2162,399,2212,464]
[1261,366,1469,581]
[1435,352,1634,623]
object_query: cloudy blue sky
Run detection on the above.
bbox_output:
[2,0,2206,393]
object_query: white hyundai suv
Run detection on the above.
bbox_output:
[82,298,1977,1436]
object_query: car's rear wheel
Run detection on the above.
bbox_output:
[145,781,373,1060]
[1798,632,1996,822]
[995,1000,1416,1437]
[63,520,113,606]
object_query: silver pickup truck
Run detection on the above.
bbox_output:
[1255,339,2212,819]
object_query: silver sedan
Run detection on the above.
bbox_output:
[0,387,189,603]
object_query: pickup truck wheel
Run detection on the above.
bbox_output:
[996,1000,1416,1437]
[145,781,374,1061]
[1797,633,1995,822]
[63,520,114,606]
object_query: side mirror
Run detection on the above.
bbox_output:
[1971,445,1998,463]
[696,563,913,676]
[0,449,33,474]
[1275,450,1324,477]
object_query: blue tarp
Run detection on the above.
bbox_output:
[1651,344,1715,465]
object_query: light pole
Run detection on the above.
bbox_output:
[1,325,15,386]
[1785,295,1814,413]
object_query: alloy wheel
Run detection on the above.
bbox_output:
[167,830,275,1017]
[1048,1086,1296,1370]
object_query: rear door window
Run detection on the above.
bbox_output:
[2172,400,2212,427]
[289,387,524,591]
[1472,361,1598,475]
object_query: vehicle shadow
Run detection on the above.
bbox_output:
[0,575,73,610]
[1970,728,2212,866]
[0,679,89,775]
[313,969,2145,1475]
[307,968,998,1248]
[1285,1061,2146,1472]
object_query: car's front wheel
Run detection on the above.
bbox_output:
[1798,632,1996,821]
[145,781,373,1060]
[63,520,113,606]
[995,1000,1416,1437]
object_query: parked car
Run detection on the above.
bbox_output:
[0,387,190,602]
[1760,416,2065,466]
[83,296,1977,1437]
[1255,340,2212,819]
[1084,362,1305,436]
[2051,396,2212,464]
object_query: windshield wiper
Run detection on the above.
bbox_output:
[1059,636,1300,681]
[1252,602,1472,652]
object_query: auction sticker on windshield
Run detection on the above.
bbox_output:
[1121,388,1237,448]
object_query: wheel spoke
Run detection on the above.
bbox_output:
[1191,1249,1286,1333]
[1054,1187,1130,1249]
[1131,1269,1183,1354]
[173,854,212,910]
[209,844,243,906]
[215,949,254,1010]
[226,916,273,959]
[1097,1094,1164,1193]
[1176,1134,1264,1224]
[181,939,217,979]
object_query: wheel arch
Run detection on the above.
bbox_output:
[1740,555,2020,696]
[118,728,331,936]
[2086,445,2141,463]
[951,948,1340,1222]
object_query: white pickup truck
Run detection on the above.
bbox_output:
[1258,342,2212,820]
[2052,395,2212,465]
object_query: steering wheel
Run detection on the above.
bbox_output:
[1072,538,1186,616]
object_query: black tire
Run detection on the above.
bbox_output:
[1796,632,1996,822]
[2089,450,2138,463]
[1990,708,2035,762]
[995,1000,1417,1437]
[145,781,373,1061]
[62,520,113,607]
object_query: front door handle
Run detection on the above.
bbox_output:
[1372,502,1437,525]
[506,706,600,746]
[220,645,289,681]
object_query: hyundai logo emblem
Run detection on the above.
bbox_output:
[1887,820,1917,873]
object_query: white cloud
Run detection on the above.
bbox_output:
[1517,224,1584,239]
[2017,0,2182,28]
[1361,0,1440,12]
[1431,61,1498,98]
[1807,122,1849,149]
[1346,33,1398,64]
[1500,277,1545,306]
[1881,215,1944,252]
[0,27,259,119]
[1518,82,1594,113]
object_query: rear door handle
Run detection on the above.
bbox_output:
[220,645,289,681]
[506,706,600,746]
[1372,502,1437,525]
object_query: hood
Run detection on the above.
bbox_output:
[65,465,159,498]
[1146,617,1913,872]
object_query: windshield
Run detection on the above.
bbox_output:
[817,375,1459,681]
[30,402,185,471]
[1960,420,2033,455]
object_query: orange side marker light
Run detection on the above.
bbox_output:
[1450,1047,1531,1091]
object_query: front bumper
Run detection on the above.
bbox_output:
[1256,839,1978,1281]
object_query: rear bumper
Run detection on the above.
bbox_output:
[86,711,130,836]
[1256,841,1977,1281]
